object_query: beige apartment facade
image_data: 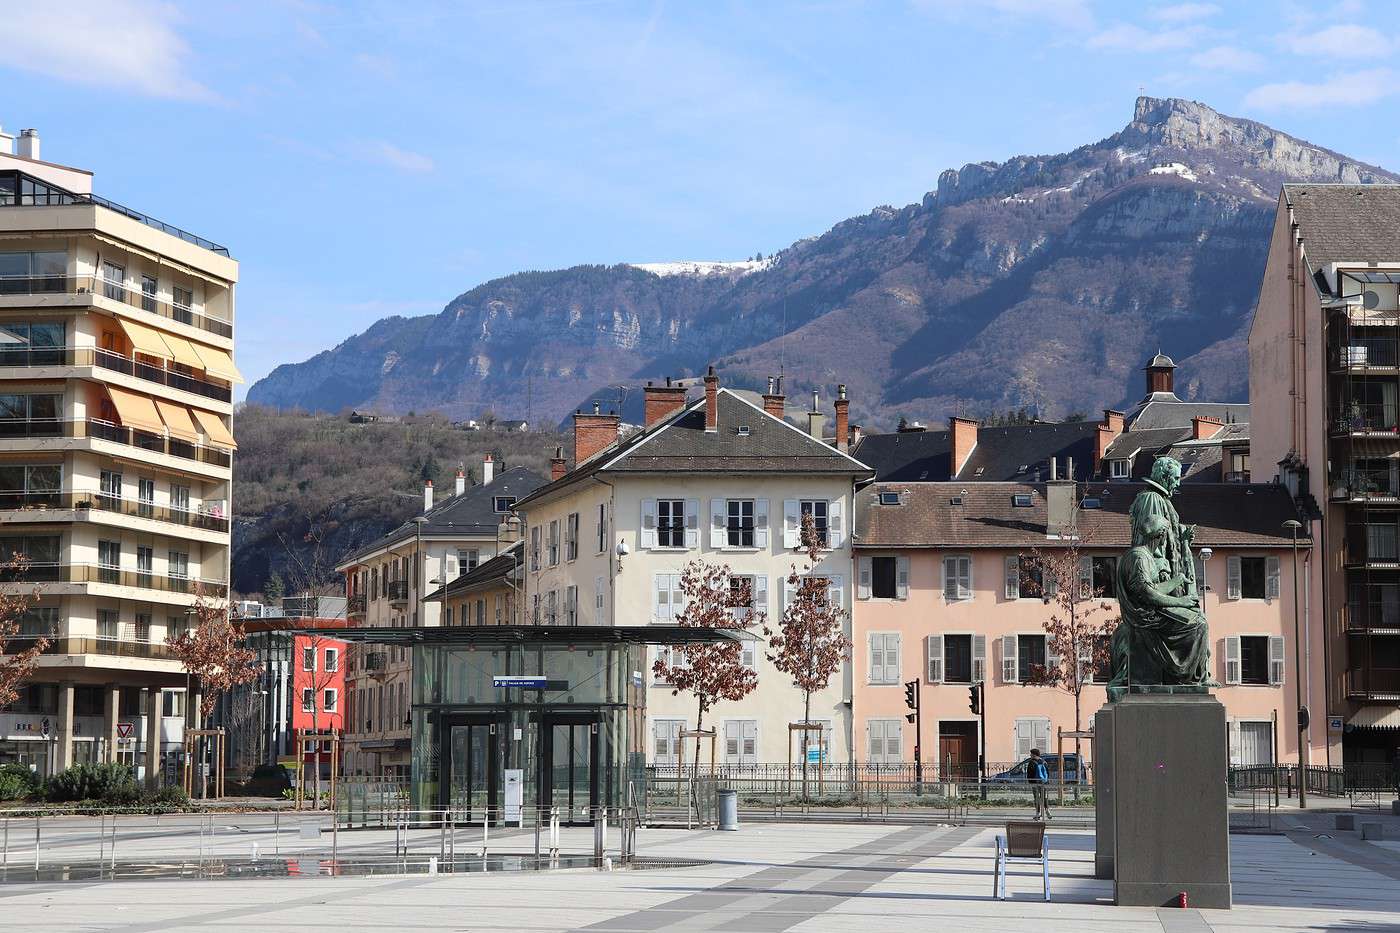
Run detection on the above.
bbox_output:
[0,129,239,781]
[513,374,871,767]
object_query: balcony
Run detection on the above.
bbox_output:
[0,273,231,339]
[1223,470,1250,484]
[1330,404,1400,437]
[386,580,409,607]
[347,593,366,618]
[0,490,229,534]
[1346,666,1400,700]
[0,417,231,469]
[363,651,387,671]
[1330,466,1400,502]
[0,562,228,597]
[1330,337,1400,372]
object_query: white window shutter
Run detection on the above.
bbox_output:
[780,575,791,613]
[641,499,657,549]
[943,557,958,600]
[654,574,669,621]
[743,721,757,760]
[1227,719,1241,766]
[710,499,726,548]
[783,499,800,548]
[671,575,686,618]
[888,720,902,759]
[1005,556,1020,600]
[754,575,768,614]
[896,556,910,600]
[828,498,845,549]
[1002,634,1019,684]
[1043,563,1058,598]
[1226,557,1242,599]
[972,634,987,683]
[1269,635,1285,685]
[867,633,881,682]
[1047,643,1062,675]
[1077,643,1093,684]
[1034,720,1051,755]
[595,575,605,615]
[888,633,901,683]
[1078,556,1093,599]
[858,557,872,600]
[1224,635,1241,684]
[755,498,770,548]
[684,499,700,549]
[866,721,880,762]
[1265,557,1281,600]
[926,634,944,683]
[827,574,844,610]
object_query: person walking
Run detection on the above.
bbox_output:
[1028,748,1051,821]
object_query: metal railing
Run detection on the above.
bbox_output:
[347,594,366,616]
[0,562,227,597]
[0,489,228,532]
[2,634,177,659]
[1331,338,1400,370]
[1346,667,1400,698]
[0,273,231,338]
[1330,466,1400,500]
[0,417,231,468]
[1331,403,1400,435]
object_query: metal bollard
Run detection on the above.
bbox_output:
[33,817,40,873]
[109,814,117,871]
[480,812,489,859]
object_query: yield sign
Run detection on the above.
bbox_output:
[116,722,134,739]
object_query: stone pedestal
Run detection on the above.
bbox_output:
[1097,693,1231,909]
[1093,704,1115,879]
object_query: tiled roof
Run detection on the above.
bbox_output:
[852,420,1100,483]
[1103,427,1189,462]
[854,481,1303,549]
[1286,184,1400,269]
[1125,400,1249,431]
[425,540,522,602]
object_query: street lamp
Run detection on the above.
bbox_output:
[1283,518,1308,808]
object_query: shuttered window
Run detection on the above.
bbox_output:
[868,632,900,684]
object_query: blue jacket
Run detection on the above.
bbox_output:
[1028,758,1049,784]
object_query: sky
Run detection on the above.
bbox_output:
[4,0,1395,396]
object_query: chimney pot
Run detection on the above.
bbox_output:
[704,366,719,432]
[644,377,688,427]
[423,479,434,513]
[762,375,786,420]
[16,128,39,161]
[550,445,567,481]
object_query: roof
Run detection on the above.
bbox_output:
[1103,427,1188,463]
[854,481,1305,549]
[1285,184,1400,269]
[853,420,1100,483]
[318,624,749,646]
[516,389,870,509]
[425,540,522,602]
[1125,400,1249,431]
[337,466,546,567]
[1146,352,1176,368]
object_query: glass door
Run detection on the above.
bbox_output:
[542,716,598,824]
[440,718,499,823]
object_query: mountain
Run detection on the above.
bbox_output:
[246,98,1397,428]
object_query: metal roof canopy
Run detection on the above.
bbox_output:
[1342,270,1400,285]
[305,624,752,646]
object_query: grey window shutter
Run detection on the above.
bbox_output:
[1226,557,1242,600]
[1269,635,1285,685]
[858,557,872,600]
[896,556,910,600]
[1224,636,1241,684]
[1265,557,1281,600]
[1005,555,1020,600]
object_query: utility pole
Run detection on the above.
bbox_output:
[970,682,987,800]
[904,680,922,794]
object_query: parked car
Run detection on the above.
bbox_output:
[989,754,1089,784]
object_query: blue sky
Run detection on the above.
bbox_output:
[5,1,1394,394]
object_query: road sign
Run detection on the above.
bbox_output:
[492,675,567,690]
[116,721,134,739]
[1328,715,1344,732]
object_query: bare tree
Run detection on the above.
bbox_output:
[763,514,852,796]
[0,555,44,708]
[652,560,760,780]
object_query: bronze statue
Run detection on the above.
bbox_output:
[1109,457,1212,690]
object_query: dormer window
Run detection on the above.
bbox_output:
[949,496,963,506]
[493,496,515,513]
[1081,497,1102,510]
[878,491,901,506]
[1110,460,1129,480]
[736,425,751,436]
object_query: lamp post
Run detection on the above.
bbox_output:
[1283,519,1307,808]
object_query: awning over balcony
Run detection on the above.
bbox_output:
[191,407,236,450]
[1349,706,1400,730]
[154,399,199,442]
[160,333,206,371]
[117,317,175,362]
[104,385,165,435]
[189,342,243,384]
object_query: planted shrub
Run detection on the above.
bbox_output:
[0,763,38,801]
[44,762,139,803]
[151,784,189,808]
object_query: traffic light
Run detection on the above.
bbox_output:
[968,684,980,715]
[905,713,916,724]
[904,680,918,711]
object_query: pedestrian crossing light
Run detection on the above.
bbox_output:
[968,684,980,715]
[904,681,918,711]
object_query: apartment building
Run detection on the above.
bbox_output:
[0,129,238,782]
[511,370,871,766]
[336,458,544,777]
[1250,184,1400,770]
[851,480,1326,773]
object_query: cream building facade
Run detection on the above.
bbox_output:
[0,129,239,782]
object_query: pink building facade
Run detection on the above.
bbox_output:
[851,481,1330,776]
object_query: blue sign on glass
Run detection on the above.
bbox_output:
[493,676,568,690]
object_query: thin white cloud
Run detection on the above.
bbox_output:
[1244,68,1396,110]
[1086,23,1199,52]
[912,0,1094,30]
[1151,3,1220,22]
[364,141,435,174]
[3,0,213,101]
[1278,23,1391,58]
[1189,45,1265,72]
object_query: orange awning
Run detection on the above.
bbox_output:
[104,385,165,435]
[191,407,236,450]
[160,333,206,371]
[189,342,243,384]
[115,317,174,361]
[154,399,199,442]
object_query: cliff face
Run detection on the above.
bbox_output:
[247,97,1397,427]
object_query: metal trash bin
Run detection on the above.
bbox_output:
[718,788,739,831]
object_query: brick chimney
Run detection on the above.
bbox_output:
[455,467,466,497]
[762,376,786,420]
[423,479,434,513]
[482,453,495,485]
[1192,415,1223,440]
[573,401,620,464]
[1095,409,1125,473]
[644,377,688,427]
[704,366,719,433]
[950,416,978,477]
[550,446,567,481]
[834,384,849,452]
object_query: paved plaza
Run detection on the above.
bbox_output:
[1,812,1399,932]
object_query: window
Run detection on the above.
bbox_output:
[565,586,578,626]
[878,491,901,506]
[140,275,157,313]
[134,613,151,643]
[302,689,315,713]
[162,691,185,718]
[1110,459,1129,479]
[1369,522,1399,562]
[1006,555,1052,600]
[0,250,66,293]
[168,550,189,583]
[653,720,684,765]
[868,632,900,684]
[547,520,559,566]
[17,606,57,637]
[729,574,754,610]
[943,555,972,601]
[799,500,829,547]
[724,720,758,765]
[458,548,479,573]
[653,573,685,621]
[530,526,541,571]
[726,499,755,547]
[944,634,973,683]
[0,463,61,508]
[1089,635,1112,683]
[867,719,902,764]
[323,689,338,713]
[102,261,125,300]
[172,284,193,312]
[136,546,153,583]
[169,484,190,518]
[98,540,121,584]
[862,555,904,600]
[545,589,557,625]
[1018,634,1047,683]
[596,503,607,553]
[325,648,338,672]
[1088,556,1117,599]
[1013,718,1051,761]
[566,513,579,561]
[653,645,689,683]
[493,496,515,513]
[1012,494,1033,508]
[303,646,316,671]
[657,499,686,548]
[1229,634,1284,686]
[1227,556,1280,600]
[97,608,118,640]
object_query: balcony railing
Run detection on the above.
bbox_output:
[1330,467,1400,500]
[1331,338,1400,370]
[0,489,228,533]
[386,580,409,604]
[3,635,177,660]
[1346,666,1400,699]
[0,417,231,468]
[0,274,232,339]
[1331,404,1400,436]
[1223,470,1250,484]
[0,562,227,597]
[347,593,367,617]
[0,345,233,402]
